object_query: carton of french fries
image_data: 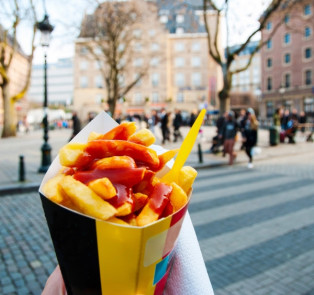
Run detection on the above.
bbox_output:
[39,111,198,295]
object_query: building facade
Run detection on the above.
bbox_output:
[28,58,74,106]
[229,41,261,114]
[73,0,223,121]
[260,0,314,123]
[0,40,30,131]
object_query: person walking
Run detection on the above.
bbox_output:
[219,111,239,165]
[173,109,183,142]
[69,111,81,141]
[242,108,259,168]
[161,109,171,145]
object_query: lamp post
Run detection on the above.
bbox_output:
[37,14,54,173]
[279,84,286,107]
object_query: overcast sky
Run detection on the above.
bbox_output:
[6,0,271,65]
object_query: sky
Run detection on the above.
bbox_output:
[3,0,271,65]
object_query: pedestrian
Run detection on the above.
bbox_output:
[173,109,183,142]
[189,109,198,127]
[160,109,171,144]
[242,108,259,168]
[298,111,307,133]
[209,111,227,154]
[69,111,81,141]
[219,111,239,165]
[237,109,246,150]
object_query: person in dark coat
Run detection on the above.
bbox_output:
[173,109,183,142]
[241,108,259,168]
[69,112,81,141]
[219,111,239,165]
[161,109,171,144]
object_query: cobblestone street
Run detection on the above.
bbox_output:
[1,126,314,294]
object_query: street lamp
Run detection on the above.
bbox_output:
[37,14,54,173]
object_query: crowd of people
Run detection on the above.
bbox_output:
[209,108,259,168]
[272,107,309,144]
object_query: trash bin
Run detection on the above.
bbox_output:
[269,127,279,146]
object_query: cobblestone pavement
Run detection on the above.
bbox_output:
[191,166,314,295]
[1,160,314,294]
[1,126,314,294]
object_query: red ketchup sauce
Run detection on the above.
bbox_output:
[148,182,172,215]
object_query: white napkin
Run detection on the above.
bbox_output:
[164,212,214,295]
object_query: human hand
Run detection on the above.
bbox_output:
[42,265,67,295]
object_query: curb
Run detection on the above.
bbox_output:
[0,183,40,196]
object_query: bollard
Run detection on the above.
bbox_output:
[198,143,203,163]
[19,155,25,182]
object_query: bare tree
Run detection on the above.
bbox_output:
[202,0,302,114]
[79,0,160,116]
[0,0,38,137]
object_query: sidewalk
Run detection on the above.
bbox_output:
[0,126,313,195]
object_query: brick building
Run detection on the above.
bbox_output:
[260,0,314,123]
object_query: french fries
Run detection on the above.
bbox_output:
[43,121,197,226]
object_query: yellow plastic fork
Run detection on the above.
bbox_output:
[161,109,206,184]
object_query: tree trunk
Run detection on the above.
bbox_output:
[218,87,230,115]
[107,97,117,117]
[1,84,17,138]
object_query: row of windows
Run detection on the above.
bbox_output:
[80,40,201,58]
[80,72,204,88]
[131,92,186,104]
[266,4,312,30]
[266,69,312,90]
[266,27,312,49]
[266,47,313,67]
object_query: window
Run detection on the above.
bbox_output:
[176,92,184,103]
[267,58,272,68]
[95,60,102,70]
[305,70,312,85]
[134,43,142,52]
[151,43,160,51]
[191,72,201,87]
[95,94,103,104]
[149,30,156,37]
[284,14,290,24]
[134,73,142,87]
[94,46,102,55]
[150,57,159,67]
[133,58,143,67]
[191,56,201,67]
[175,73,185,87]
[304,4,311,16]
[80,46,88,55]
[151,73,159,87]
[160,15,168,23]
[266,21,272,30]
[284,73,291,88]
[176,15,184,23]
[175,42,185,52]
[175,57,185,67]
[305,26,311,38]
[176,27,184,34]
[284,53,291,64]
[134,93,143,104]
[95,75,103,88]
[118,43,125,52]
[267,77,272,91]
[305,47,312,59]
[267,39,272,49]
[191,42,201,51]
[284,33,291,44]
[133,29,142,38]
[80,76,88,88]
[80,60,88,70]
[152,92,159,102]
